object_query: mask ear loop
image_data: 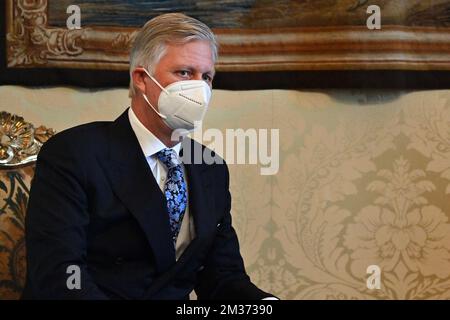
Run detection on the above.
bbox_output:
[140,68,168,119]
[142,93,167,119]
[142,68,169,94]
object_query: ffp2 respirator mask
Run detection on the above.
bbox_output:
[140,68,212,131]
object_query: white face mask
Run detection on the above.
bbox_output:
[140,68,212,131]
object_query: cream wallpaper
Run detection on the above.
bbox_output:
[1,85,449,299]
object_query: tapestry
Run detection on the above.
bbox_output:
[1,0,450,88]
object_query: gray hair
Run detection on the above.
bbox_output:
[129,13,218,97]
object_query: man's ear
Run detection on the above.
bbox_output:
[131,68,147,94]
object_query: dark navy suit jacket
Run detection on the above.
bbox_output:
[23,109,270,300]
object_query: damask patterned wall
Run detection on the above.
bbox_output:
[1,86,449,299]
[206,89,450,300]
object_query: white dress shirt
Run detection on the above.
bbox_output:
[128,107,195,260]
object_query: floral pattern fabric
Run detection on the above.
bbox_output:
[204,89,450,300]
[0,165,34,300]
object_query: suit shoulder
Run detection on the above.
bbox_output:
[40,121,110,154]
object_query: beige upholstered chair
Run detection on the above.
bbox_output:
[0,112,54,299]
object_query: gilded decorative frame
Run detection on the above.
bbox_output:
[5,0,450,72]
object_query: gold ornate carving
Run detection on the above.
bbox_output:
[0,111,55,167]
[6,0,87,67]
[111,31,138,51]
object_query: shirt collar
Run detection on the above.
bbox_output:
[128,107,181,158]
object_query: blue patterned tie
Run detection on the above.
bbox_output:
[156,148,187,246]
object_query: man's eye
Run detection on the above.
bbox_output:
[178,70,190,77]
[203,75,212,82]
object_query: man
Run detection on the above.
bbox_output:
[23,13,275,300]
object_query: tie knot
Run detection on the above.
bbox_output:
[156,148,179,169]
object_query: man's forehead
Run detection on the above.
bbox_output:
[161,42,215,73]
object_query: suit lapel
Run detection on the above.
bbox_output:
[101,109,175,273]
[182,139,217,241]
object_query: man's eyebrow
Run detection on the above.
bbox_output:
[172,65,192,71]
